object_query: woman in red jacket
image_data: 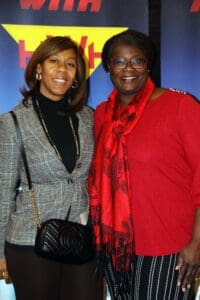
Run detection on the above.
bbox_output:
[88,29,200,299]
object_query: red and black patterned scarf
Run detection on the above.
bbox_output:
[88,76,155,272]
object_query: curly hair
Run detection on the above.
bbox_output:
[101,29,156,72]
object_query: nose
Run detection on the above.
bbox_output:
[124,61,134,70]
[58,61,67,72]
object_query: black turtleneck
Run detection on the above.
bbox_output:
[33,91,79,173]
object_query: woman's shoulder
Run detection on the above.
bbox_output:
[82,104,94,113]
[152,88,200,122]
[95,100,107,110]
[77,105,94,128]
[152,87,166,98]
[164,88,199,108]
[151,87,197,104]
[94,101,107,117]
[80,105,94,119]
[93,101,107,138]
[0,101,32,132]
[0,102,22,123]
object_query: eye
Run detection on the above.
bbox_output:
[132,57,146,67]
[66,61,76,69]
[49,57,59,64]
[111,58,126,67]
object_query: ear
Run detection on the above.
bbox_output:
[36,64,42,74]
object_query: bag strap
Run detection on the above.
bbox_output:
[10,111,32,190]
[10,111,41,228]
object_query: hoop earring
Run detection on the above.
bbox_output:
[36,73,42,81]
[71,80,78,89]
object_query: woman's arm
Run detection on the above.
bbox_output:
[0,114,20,264]
[176,95,200,291]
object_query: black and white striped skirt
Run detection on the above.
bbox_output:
[105,253,195,300]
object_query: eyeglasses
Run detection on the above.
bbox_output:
[110,57,147,70]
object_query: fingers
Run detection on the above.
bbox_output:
[0,270,6,279]
[0,270,11,283]
[177,263,200,292]
[177,262,188,291]
[175,255,183,271]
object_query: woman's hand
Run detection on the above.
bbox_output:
[176,240,200,292]
[0,258,11,283]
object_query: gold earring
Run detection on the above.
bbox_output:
[36,73,42,81]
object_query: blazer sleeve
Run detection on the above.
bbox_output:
[0,114,21,258]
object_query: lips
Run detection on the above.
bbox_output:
[121,75,137,84]
[121,76,137,80]
[53,78,67,83]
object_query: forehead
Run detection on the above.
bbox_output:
[49,48,77,59]
[110,42,145,58]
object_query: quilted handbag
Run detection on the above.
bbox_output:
[34,210,95,264]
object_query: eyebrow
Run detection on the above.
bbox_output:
[50,54,76,59]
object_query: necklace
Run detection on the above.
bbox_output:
[35,99,80,161]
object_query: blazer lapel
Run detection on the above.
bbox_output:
[76,109,89,163]
[21,101,90,175]
[22,103,68,174]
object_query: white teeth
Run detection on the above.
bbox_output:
[54,78,66,83]
[122,76,136,80]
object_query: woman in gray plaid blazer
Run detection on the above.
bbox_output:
[0,36,103,299]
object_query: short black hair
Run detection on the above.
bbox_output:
[102,29,156,72]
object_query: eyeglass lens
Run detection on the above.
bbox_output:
[111,57,146,69]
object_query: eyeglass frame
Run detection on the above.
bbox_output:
[109,57,147,71]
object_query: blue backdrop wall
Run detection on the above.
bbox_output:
[161,0,200,100]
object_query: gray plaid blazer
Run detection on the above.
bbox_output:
[0,99,94,258]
